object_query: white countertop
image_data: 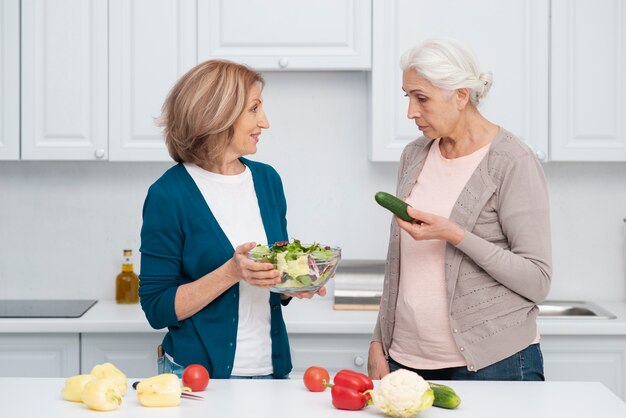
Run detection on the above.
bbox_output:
[2,299,626,336]
[1,378,624,418]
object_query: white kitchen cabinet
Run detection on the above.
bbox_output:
[21,0,108,161]
[108,0,196,162]
[541,335,626,400]
[197,0,371,70]
[81,333,164,377]
[550,0,626,161]
[369,0,549,162]
[0,0,20,160]
[0,334,79,377]
[288,333,370,377]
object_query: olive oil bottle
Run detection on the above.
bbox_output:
[116,249,139,304]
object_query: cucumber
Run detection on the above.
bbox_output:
[374,191,414,222]
[429,382,461,409]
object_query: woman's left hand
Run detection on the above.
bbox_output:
[282,286,327,300]
[397,206,465,245]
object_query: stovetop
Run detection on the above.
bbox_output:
[0,299,98,318]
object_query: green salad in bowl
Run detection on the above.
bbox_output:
[248,239,341,293]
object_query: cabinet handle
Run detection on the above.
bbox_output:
[354,355,365,367]
[94,149,106,159]
[535,150,547,161]
[278,57,289,68]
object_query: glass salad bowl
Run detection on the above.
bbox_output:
[247,240,341,293]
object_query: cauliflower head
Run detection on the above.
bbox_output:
[372,369,434,418]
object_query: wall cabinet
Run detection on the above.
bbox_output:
[108,0,196,161]
[81,333,164,378]
[541,335,626,401]
[0,0,21,160]
[21,0,108,160]
[21,0,189,162]
[550,0,626,161]
[197,0,371,70]
[0,334,80,377]
[369,0,549,162]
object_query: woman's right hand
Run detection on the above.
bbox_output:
[368,341,390,379]
[231,242,281,288]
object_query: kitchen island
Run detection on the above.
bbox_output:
[1,378,624,417]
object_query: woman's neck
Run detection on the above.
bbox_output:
[439,110,499,159]
[197,156,246,175]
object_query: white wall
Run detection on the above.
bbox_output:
[0,72,625,301]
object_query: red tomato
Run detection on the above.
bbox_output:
[182,364,210,392]
[303,366,330,392]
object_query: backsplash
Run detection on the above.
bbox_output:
[0,72,625,302]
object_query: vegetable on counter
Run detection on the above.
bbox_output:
[90,362,128,396]
[135,373,191,407]
[330,384,371,411]
[371,369,434,417]
[81,378,123,412]
[429,382,462,409]
[303,366,330,392]
[61,374,96,402]
[326,369,374,411]
[182,364,210,392]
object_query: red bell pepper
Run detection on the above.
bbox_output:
[330,384,370,411]
[333,369,374,393]
[327,370,374,411]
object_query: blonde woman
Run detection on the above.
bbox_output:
[368,39,551,381]
[139,60,321,379]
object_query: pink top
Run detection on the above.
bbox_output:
[389,138,490,370]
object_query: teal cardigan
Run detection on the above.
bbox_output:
[139,159,292,378]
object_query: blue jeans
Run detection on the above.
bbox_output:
[157,352,185,377]
[158,351,289,379]
[388,343,545,381]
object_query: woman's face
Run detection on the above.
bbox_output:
[229,82,269,157]
[402,69,462,140]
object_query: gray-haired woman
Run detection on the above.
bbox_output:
[368,38,551,381]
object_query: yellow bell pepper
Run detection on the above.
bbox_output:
[90,362,128,395]
[136,373,187,407]
[61,374,97,402]
[81,378,123,411]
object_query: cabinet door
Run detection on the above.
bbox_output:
[197,0,371,70]
[108,0,196,161]
[81,333,164,377]
[541,336,626,401]
[551,0,626,161]
[21,0,108,160]
[0,0,19,160]
[0,334,80,377]
[288,334,370,377]
[370,0,549,161]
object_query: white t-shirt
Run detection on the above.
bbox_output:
[184,162,273,376]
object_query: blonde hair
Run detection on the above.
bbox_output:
[158,60,265,164]
[400,38,492,106]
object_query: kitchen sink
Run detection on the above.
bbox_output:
[538,300,616,319]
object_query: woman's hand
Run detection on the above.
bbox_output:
[282,286,327,300]
[231,242,281,288]
[368,341,390,379]
[396,207,465,245]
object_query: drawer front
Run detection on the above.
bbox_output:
[288,334,371,377]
